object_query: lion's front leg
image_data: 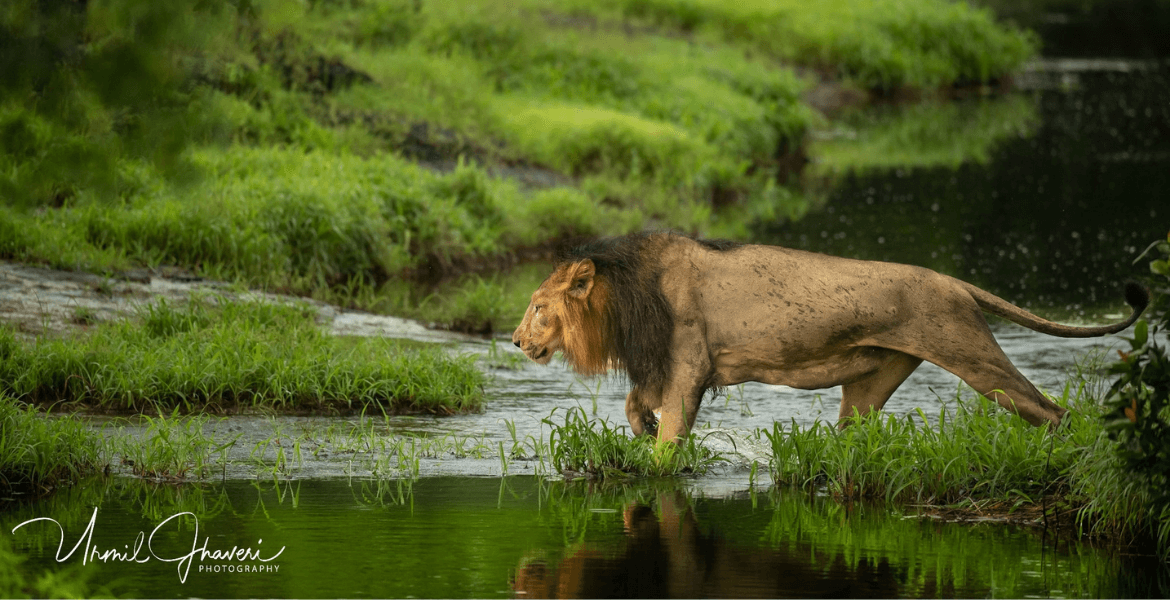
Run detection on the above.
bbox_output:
[624,386,661,437]
[655,332,712,445]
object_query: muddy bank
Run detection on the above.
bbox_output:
[0,261,480,344]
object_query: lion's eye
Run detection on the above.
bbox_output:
[533,305,543,314]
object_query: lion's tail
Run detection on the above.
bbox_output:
[958,280,1149,338]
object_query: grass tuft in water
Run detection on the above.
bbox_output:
[544,406,725,478]
[0,394,104,497]
[0,298,485,414]
[763,375,1170,555]
[117,411,235,481]
[764,387,1097,504]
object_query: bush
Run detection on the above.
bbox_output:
[1101,233,1170,555]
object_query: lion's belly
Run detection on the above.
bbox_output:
[711,344,895,390]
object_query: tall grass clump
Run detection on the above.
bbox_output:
[765,387,1097,505]
[0,394,104,497]
[0,298,484,414]
[117,412,229,481]
[544,407,725,477]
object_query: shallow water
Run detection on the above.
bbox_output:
[5,476,1168,598]
[78,321,1115,484]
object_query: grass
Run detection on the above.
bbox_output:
[117,411,232,481]
[370,263,552,333]
[544,407,726,478]
[763,394,1080,504]
[0,0,1041,332]
[0,534,109,599]
[762,374,1170,555]
[0,297,485,414]
[568,0,1037,90]
[0,394,103,497]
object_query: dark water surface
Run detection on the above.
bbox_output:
[764,59,1169,318]
[4,477,1168,598]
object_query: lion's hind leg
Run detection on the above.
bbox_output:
[880,306,1067,428]
[838,351,923,429]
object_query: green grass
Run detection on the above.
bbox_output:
[0,394,103,497]
[1,0,1040,329]
[0,297,485,414]
[568,0,1037,89]
[117,411,231,481]
[762,376,1170,555]
[544,406,726,478]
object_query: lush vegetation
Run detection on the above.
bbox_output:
[0,0,1039,329]
[0,298,484,414]
[1097,232,1170,556]
[0,394,103,497]
[0,535,106,599]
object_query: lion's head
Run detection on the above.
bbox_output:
[513,234,683,391]
[512,259,612,375]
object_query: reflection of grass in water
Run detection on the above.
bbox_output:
[759,490,1135,598]
[812,94,1038,173]
[522,478,1138,598]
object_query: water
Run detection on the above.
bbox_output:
[764,58,1169,317]
[4,477,1168,598]
[7,6,1170,599]
[84,321,1108,484]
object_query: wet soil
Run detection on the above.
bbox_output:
[0,261,478,344]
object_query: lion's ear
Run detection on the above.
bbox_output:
[566,259,595,299]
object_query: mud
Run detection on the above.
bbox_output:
[0,261,478,344]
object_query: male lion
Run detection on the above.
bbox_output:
[512,232,1149,444]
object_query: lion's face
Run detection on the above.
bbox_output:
[512,260,597,365]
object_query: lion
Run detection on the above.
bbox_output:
[512,232,1149,444]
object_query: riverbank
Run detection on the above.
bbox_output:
[0,0,1038,331]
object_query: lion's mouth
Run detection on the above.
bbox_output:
[534,348,549,360]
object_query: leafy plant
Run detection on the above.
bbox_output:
[1102,233,1170,553]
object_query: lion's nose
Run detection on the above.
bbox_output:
[513,340,521,348]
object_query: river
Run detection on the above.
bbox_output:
[5,2,1170,597]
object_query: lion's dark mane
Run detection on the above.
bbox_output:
[557,232,740,391]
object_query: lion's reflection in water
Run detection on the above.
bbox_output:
[511,492,900,599]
